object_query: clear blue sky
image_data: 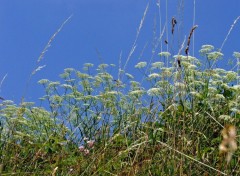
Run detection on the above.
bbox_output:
[0,0,239,104]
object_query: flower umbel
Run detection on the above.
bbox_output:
[79,146,85,152]
[87,140,95,148]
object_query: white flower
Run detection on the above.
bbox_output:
[211,73,221,80]
[181,61,191,67]
[48,81,60,87]
[129,90,145,96]
[207,51,223,60]
[230,108,240,113]
[84,63,94,67]
[38,79,49,85]
[61,84,73,89]
[135,62,147,69]
[215,68,227,74]
[147,88,161,96]
[77,72,91,79]
[202,45,214,50]
[158,52,171,57]
[151,62,164,69]
[173,55,187,60]
[148,73,160,79]
[210,80,223,86]
[215,94,225,100]
[225,71,237,81]
[161,67,173,77]
[174,82,186,89]
[189,80,204,87]
[105,91,118,96]
[233,52,240,58]
[190,91,201,98]
[219,115,231,121]
[208,87,217,94]
[125,73,134,79]
[188,64,197,70]
[232,85,240,90]
[98,64,109,69]
[199,44,214,54]
[98,73,113,80]
[221,83,229,89]
[64,68,75,73]
[187,56,198,62]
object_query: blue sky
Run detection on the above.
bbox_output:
[0,0,239,104]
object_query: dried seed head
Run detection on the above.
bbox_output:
[228,125,237,138]
[219,125,237,163]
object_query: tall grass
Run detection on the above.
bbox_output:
[1,2,240,176]
[1,49,240,175]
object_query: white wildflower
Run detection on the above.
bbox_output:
[225,71,237,81]
[174,82,186,89]
[125,73,134,79]
[219,115,232,121]
[207,51,223,60]
[190,91,201,98]
[135,62,147,69]
[181,61,191,68]
[199,44,214,54]
[77,72,91,79]
[158,52,171,57]
[64,68,74,73]
[209,86,217,92]
[232,85,240,90]
[84,63,94,67]
[38,79,49,85]
[161,67,173,77]
[230,108,240,113]
[215,68,227,74]
[48,81,60,87]
[148,73,160,79]
[61,84,73,89]
[215,94,225,100]
[98,64,109,69]
[151,62,164,69]
[106,91,118,95]
[147,88,161,96]
[233,52,240,58]
[188,64,197,70]
[129,90,145,96]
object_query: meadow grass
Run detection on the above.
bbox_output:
[1,2,240,176]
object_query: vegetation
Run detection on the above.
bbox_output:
[1,48,240,175]
[1,2,240,176]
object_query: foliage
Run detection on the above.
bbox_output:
[1,47,240,175]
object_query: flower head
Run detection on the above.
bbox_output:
[79,146,85,152]
[87,140,95,148]
[135,62,147,69]
[84,149,90,155]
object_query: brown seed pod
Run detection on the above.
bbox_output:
[171,17,177,34]
[185,25,198,55]
[177,59,181,68]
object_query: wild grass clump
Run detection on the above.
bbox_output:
[1,45,240,175]
[1,2,240,174]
